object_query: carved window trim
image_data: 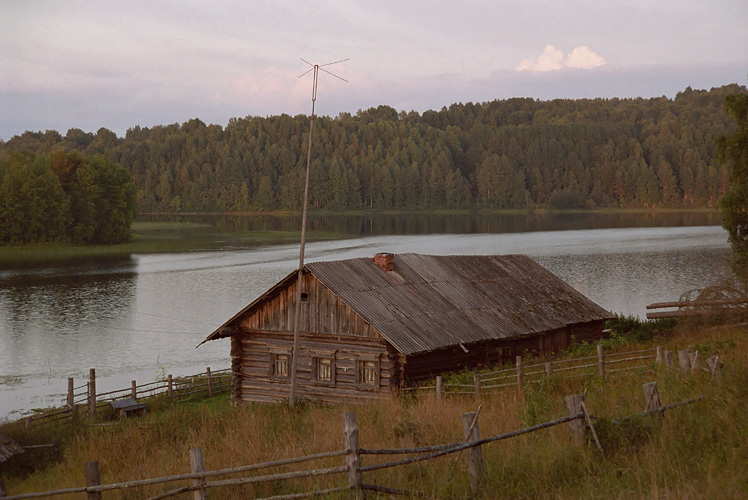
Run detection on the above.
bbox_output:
[269,347,291,382]
[310,349,336,387]
[355,353,380,389]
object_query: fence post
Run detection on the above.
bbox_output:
[597,344,605,379]
[678,350,691,372]
[655,346,664,364]
[206,367,213,398]
[52,439,61,462]
[436,375,442,402]
[642,382,661,412]
[190,448,207,500]
[516,356,523,390]
[461,411,483,492]
[67,377,78,422]
[690,351,701,373]
[473,375,481,400]
[545,362,553,382]
[564,394,585,445]
[25,417,32,429]
[85,461,101,500]
[664,350,674,371]
[342,412,363,499]
[168,374,174,401]
[131,380,137,399]
[88,369,96,424]
[706,355,723,380]
[67,377,75,408]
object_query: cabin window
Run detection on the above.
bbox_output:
[300,292,309,302]
[359,361,376,384]
[313,357,336,385]
[270,352,290,379]
[356,355,380,388]
[311,350,336,386]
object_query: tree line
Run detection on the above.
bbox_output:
[0,151,136,245]
[1,84,745,214]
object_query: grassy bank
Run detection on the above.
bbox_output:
[2,322,746,499]
[0,221,351,265]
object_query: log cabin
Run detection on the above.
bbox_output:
[200,253,613,404]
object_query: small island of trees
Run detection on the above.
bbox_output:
[0,151,136,245]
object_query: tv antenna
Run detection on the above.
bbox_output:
[289,58,348,407]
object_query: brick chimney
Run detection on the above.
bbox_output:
[373,252,395,272]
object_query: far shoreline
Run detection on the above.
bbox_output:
[0,208,722,265]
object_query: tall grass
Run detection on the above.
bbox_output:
[2,325,747,499]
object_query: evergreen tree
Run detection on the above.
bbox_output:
[718,93,748,276]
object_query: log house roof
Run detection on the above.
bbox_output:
[201,253,613,356]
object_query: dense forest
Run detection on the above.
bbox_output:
[0,151,136,244]
[1,84,746,213]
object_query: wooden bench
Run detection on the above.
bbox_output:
[110,398,146,418]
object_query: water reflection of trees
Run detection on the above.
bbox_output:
[140,211,721,237]
[1,258,137,348]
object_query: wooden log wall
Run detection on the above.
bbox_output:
[235,331,397,404]
[403,322,604,382]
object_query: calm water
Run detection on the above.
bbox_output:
[0,214,731,420]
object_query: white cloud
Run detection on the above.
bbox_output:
[566,46,606,69]
[516,45,606,72]
[516,45,565,72]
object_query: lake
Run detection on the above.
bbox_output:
[0,212,732,420]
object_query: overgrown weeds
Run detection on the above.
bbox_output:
[2,325,747,499]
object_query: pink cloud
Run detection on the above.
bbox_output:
[516,45,606,72]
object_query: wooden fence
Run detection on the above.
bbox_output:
[18,343,723,430]
[401,345,722,400]
[0,382,704,500]
[16,367,231,430]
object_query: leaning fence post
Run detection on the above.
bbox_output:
[545,362,553,382]
[168,374,174,401]
[190,448,207,500]
[85,461,102,500]
[597,344,605,379]
[461,411,483,492]
[643,382,661,412]
[88,369,96,424]
[436,375,442,402]
[564,394,585,445]
[706,355,723,380]
[690,351,701,373]
[206,367,213,398]
[516,356,524,390]
[678,350,691,373]
[342,412,363,499]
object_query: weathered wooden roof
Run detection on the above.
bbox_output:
[0,432,24,463]
[201,253,613,356]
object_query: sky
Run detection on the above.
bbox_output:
[1,0,747,141]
